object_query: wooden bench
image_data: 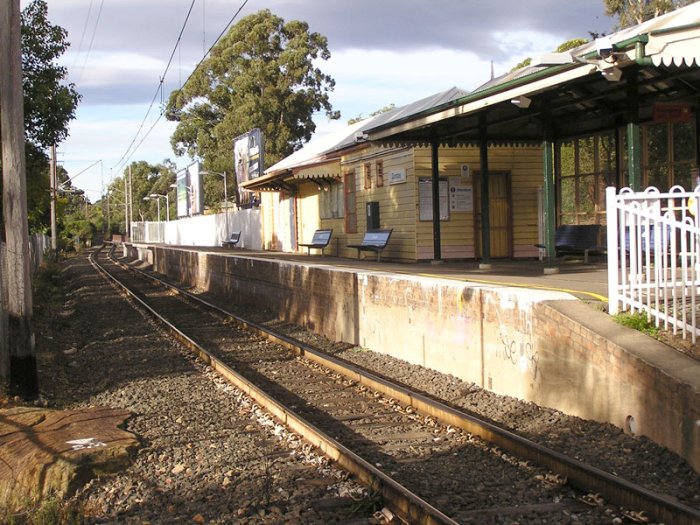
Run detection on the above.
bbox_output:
[222,231,241,248]
[299,229,333,255]
[535,224,602,263]
[347,229,393,262]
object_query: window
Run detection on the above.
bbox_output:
[645,120,695,191]
[319,180,345,219]
[620,120,697,191]
[558,133,615,225]
[364,162,372,189]
[376,160,384,187]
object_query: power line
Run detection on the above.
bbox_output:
[185,0,250,91]
[77,0,104,84]
[71,0,94,69]
[112,0,251,174]
[111,0,197,173]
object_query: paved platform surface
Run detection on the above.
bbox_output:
[195,246,609,303]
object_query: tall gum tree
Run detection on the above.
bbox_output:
[166,9,339,177]
[604,0,693,28]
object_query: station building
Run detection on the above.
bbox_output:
[241,4,700,265]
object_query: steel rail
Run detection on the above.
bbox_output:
[98,245,700,525]
[89,246,457,525]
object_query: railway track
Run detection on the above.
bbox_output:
[90,245,700,525]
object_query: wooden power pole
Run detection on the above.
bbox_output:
[0,0,39,397]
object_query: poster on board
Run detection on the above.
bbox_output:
[419,178,449,221]
[449,178,473,212]
[233,128,264,205]
[187,162,204,215]
[175,168,188,218]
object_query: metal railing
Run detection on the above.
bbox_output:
[131,221,165,243]
[607,185,700,342]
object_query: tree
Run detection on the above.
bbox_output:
[0,0,81,237]
[20,0,81,149]
[348,104,396,125]
[103,161,176,230]
[510,38,591,73]
[166,9,339,176]
[604,0,693,28]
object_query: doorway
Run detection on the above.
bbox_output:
[473,171,512,258]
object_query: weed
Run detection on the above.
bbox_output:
[1,495,83,525]
[613,311,660,338]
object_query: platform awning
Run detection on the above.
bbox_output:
[292,160,341,181]
[648,27,700,67]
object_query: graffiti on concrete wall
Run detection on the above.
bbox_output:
[493,296,539,381]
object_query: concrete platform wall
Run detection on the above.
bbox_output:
[143,245,699,472]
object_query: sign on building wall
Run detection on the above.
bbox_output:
[388,168,407,185]
[449,177,474,212]
[419,177,449,221]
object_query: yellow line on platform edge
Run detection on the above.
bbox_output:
[323,263,608,303]
[413,272,609,303]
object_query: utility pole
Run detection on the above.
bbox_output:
[0,0,38,397]
[50,145,57,253]
[124,174,129,241]
[129,165,133,236]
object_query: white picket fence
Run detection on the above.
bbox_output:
[130,208,263,250]
[606,185,700,342]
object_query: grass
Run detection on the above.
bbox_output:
[612,311,660,338]
[1,496,83,525]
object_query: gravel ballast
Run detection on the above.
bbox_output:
[25,249,700,523]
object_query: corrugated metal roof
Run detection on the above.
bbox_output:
[262,86,469,177]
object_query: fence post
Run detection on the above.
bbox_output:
[606,187,620,314]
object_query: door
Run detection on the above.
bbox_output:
[474,171,512,258]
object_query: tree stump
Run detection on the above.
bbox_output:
[0,406,138,512]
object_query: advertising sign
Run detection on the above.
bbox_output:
[234,128,264,204]
[175,168,188,218]
[187,162,204,215]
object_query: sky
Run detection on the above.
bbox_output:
[33,0,614,202]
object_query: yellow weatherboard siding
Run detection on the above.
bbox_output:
[260,142,543,262]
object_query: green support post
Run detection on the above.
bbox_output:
[626,70,642,191]
[479,121,490,265]
[543,139,556,268]
[431,139,442,262]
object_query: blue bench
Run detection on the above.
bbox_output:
[535,224,602,262]
[624,224,671,253]
[347,229,393,262]
[299,229,333,255]
[222,231,241,248]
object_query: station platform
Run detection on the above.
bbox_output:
[125,243,698,473]
[216,249,610,303]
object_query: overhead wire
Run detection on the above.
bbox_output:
[71,0,94,69]
[111,0,198,174]
[111,0,251,175]
[75,0,105,85]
